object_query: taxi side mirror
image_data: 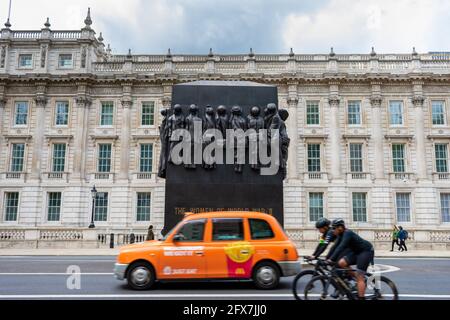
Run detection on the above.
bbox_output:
[173,234,183,242]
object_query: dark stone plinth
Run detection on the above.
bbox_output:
[162,81,284,235]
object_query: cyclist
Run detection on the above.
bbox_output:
[307,218,335,260]
[326,219,375,300]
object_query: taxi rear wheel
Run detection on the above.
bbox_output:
[127,261,156,290]
[252,261,280,290]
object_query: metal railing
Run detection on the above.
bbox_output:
[97,232,148,248]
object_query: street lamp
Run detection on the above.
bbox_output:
[89,185,97,229]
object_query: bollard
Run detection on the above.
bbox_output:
[110,233,114,248]
[130,233,135,244]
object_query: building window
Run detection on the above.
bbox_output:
[98,144,112,173]
[389,101,404,125]
[392,144,406,173]
[18,54,32,68]
[94,192,108,222]
[349,143,363,173]
[176,219,206,242]
[100,102,114,126]
[347,101,361,125]
[55,101,69,126]
[136,192,151,222]
[14,102,28,125]
[140,144,153,173]
[58,54,73,68]
[352,192,367,222]
[10,143,25,172]
[212,218,244,241]
[396,193,411,222]
[249,219,275,240]
[141,102,155,126]
[4,192,19,222]
[52,144,66,172]
[309,192,324,222]
[47,192,62,222]
[307,144,321,172]
[432,101,446,125]
[306,101,320,125]
[435,144,448,173]
[441,193,450,223]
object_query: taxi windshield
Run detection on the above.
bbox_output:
[161,224,180,241]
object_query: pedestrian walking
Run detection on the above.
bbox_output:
[146,225,155,241]
[398,226,408,252]
[390,225,400,252]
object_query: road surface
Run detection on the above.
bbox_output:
[0,256,449,300]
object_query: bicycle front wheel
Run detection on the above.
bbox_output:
[292,270,317,301]
[366,274,399,300]
[304,275,345,300]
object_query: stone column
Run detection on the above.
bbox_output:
[287,82,299,180]
[370,95,385,180]
[72,94,91,180]
[328,88,342,180]
[30,91,47,180]
[119,84,132,180]
[412,94,427,180]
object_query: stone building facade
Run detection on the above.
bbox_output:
[1,12,450,249]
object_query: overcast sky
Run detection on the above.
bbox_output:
[3,0,450,54]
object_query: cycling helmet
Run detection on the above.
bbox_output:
[331,219,345,228]
[315,218,331,229]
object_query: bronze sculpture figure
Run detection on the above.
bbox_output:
[157,108,169,178]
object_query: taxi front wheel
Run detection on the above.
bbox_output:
[252,261,280,290]
[127,261,156,290]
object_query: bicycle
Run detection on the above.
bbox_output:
[303,261,399,300]
[292,257,330,301]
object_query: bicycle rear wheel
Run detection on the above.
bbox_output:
[366,274,399,300]
[304,275,345,300]
[292,270,316,301]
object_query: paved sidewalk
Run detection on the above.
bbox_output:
[0,248,449,258]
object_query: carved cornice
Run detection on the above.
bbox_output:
[89,134,119,143]
[44,134,74,144]
[385,134,414,142]
[427,134,450,140]
[299,134,329,141]
[4,134,33,143]
[0,71,448,86]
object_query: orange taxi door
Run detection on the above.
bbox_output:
[204,218,252,279]
[203,218,227,278]
[158,219,207,279]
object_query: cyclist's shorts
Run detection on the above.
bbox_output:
[343,249,374,274]
[336,248,353,261]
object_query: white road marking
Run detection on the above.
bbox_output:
[369,264,401,273]
[0,293,448,299]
